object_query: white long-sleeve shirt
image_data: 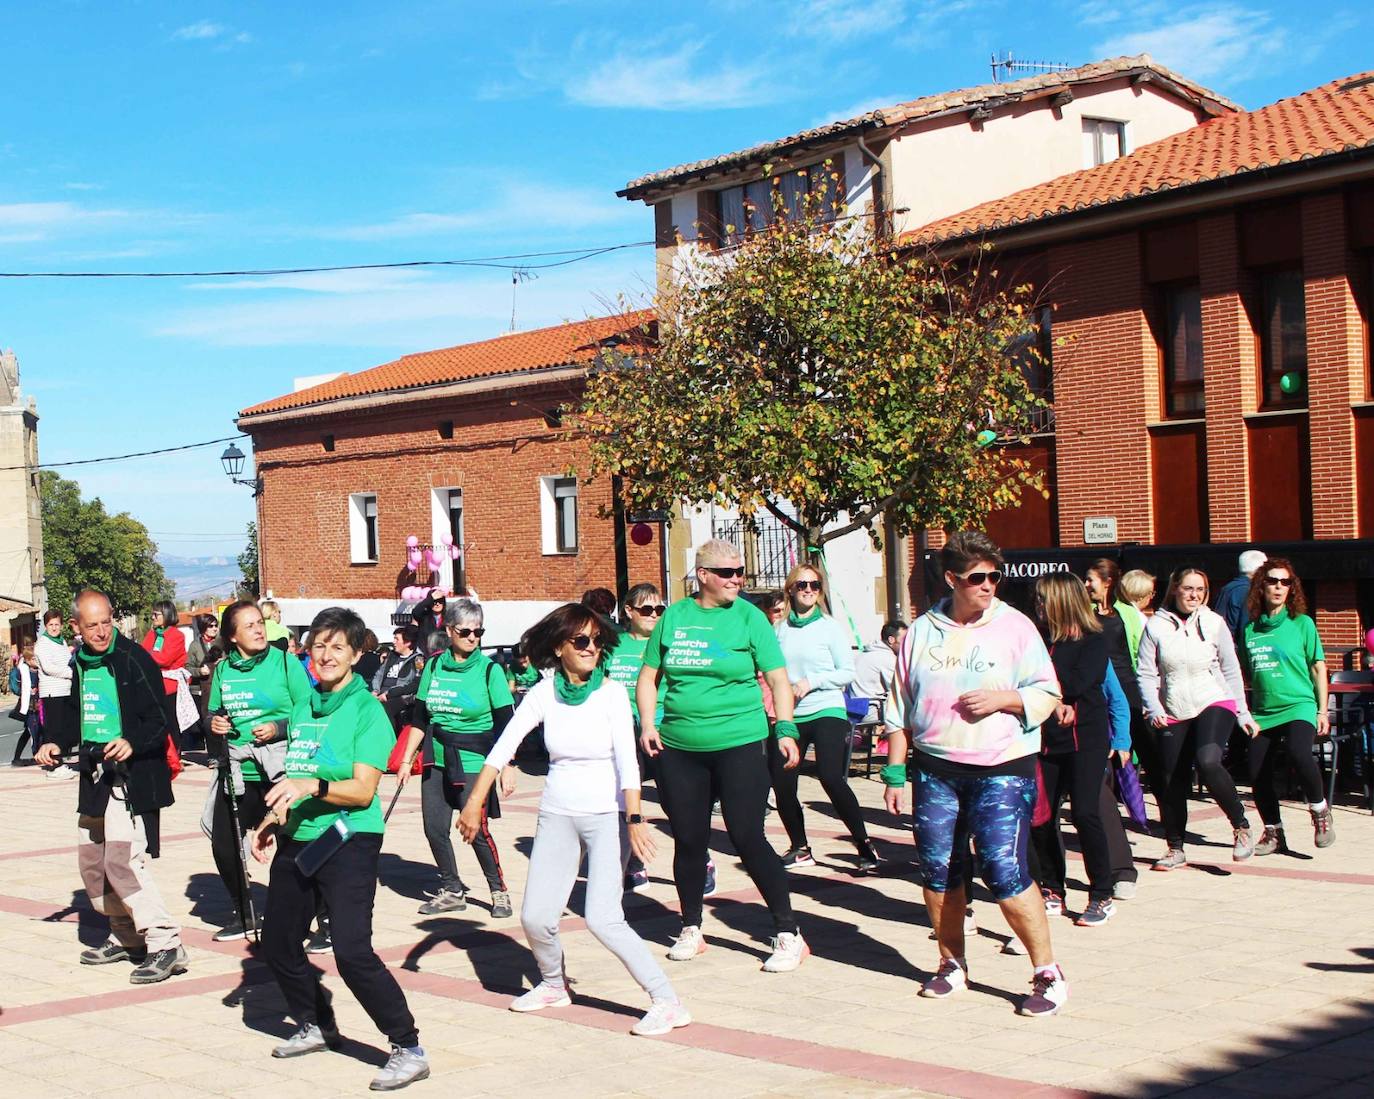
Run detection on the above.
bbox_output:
[484,675,640,816]
[35,633,73,698]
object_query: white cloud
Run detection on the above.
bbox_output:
[0,201,129,240]
[785,0,905,40]
[171,20,252,46]
[62,181,103,192]
[565,42,779,111]
[810,93,906,129]
[1093,5,1285,82]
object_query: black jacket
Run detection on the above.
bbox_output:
[74,633,174,817]
[1097,612,1143,711]
[372,650,423,704]
[1042,632,1109,755]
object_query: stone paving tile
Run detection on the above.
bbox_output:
[3,763,1374,1098]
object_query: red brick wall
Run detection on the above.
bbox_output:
[248,382,662,603]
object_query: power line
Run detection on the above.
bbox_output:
[0,241,654,279]
[2,434,247,472]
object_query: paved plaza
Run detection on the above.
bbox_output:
[1,746,1373,1098]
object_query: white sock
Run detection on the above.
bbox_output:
[1034,962,1060,978]
[1310,800,1328,814]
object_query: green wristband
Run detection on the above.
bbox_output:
[773,719,800,741]
[880,763,908,788]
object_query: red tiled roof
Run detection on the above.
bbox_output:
[905,71,1374,247]
[239,310,655,417]
[619,55,1235,200]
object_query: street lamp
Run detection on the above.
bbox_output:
[220,442,263,496]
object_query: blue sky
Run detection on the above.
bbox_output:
[2,1,1368,570]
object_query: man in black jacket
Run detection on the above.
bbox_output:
[37,589,187,984]
[373,624,423,730]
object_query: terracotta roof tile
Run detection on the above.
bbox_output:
[240,310,654,418]
[619,55,1235,200]
[905,71,1374,246]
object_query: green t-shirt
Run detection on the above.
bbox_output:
[605,633,666,723]
[1242,610,1325,729]
[508,663,541,690]
[210,648,313,781]
[645,596,785,752]
[79,662,123,745]
[282,675,394,841]
[417,649,513,771]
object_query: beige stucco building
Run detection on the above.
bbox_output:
[0,348,44,651]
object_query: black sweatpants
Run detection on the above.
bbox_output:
[263,832,419,1048]
[1129,709,1167,824]
[421,765,504,892]
[768,715,869,850]
[1157,705,1250,847]
[210,776,269,916]
[656,739,796,933]
[1248,719,1325,826]
[1032,747,1115,903]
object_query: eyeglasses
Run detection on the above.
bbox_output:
[631,604,666,616]
[956,570,1003,587]
[568,633,603,651]
[701,566,746,579]
[792,580,823,592]
[450,627,485,638]
[1263,576,1293,588]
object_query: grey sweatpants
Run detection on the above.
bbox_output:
[522,810,675,1003]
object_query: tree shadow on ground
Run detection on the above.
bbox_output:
[399,917,538,994]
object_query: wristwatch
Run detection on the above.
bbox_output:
[316,779,329,799]
[623,812,645,824]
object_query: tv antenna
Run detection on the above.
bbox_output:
[990,52,1072,83]
[510,267,536,331]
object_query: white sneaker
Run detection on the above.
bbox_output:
[630,1000,692,1036]
[508,982,571,1013]
[761,930,809,973]
[1019,965,1069,1017]
[47,764,78,781]
[1001,936,1028,955]
[667,926,707,962]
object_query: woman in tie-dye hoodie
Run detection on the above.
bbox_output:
[883,531,1067,1018]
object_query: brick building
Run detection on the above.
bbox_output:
[236,312,662,645]
[906,71,1374,651]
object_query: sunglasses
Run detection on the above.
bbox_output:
[568,633,603,651]
[449,627,485,638]
[701,566,746,579]
[631,604,666,616]
[957,570,1003,586]
[1263,576,1293,587]
[792,579,823,592]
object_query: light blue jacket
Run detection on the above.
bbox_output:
[1103,662,1131,752]
[775,613,856,721]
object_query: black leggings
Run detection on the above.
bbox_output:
[210,776,270,915]
[1032,747,1115,903]
[421,765,505,892]
[1157,705,1250,847]
[1248,720,1325,826]
[656,739,796,933]
[768,716,869,849]
[263,833,419,1047]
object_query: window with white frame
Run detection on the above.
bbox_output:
[349,493,379,563]
[430,486,465,590]
[539,476,579,555]
[1082,118,1126,168]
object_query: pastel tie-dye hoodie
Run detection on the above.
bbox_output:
[884,597,1061,768]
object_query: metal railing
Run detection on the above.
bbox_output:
[710,515,802,591]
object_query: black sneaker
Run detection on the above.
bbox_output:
[781,846,815,869]
[80,939,146,966]
[855,841,881,873]
[129,946,189,985]
[306,925,333,954]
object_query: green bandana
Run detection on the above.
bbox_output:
[554,666,604,706]
[76,644,111,669]
[153,626,165,652]
[1256,608,1291,632]
[309,669,365,718]
[439,647,483,674]
[787,607,823,629]
[226,646,271,673]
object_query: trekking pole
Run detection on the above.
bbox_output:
[212,714,259,943]
[383,747,421,824]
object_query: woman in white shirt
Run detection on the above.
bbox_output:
[458,603,690,1038]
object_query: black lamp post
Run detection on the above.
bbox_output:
[220,442,262,496]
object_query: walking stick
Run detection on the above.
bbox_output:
[383,746,421,824]
[212,716,259,943]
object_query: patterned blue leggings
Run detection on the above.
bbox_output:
[911,767,1036,901]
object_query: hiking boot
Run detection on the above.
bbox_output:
[271,1022,342,1058]
[1075,899,1116,927]
[781,846,815,869]
[80,938,145,966]
[129,945,189,985]
[509,982,572,1013]
[919,958,968,999]
[1018,966,1069,1017]
[667,925,707,962]
[855,840,881,873]
[1255,825,1284,857]
[761,930,809,973]
[1312,807,1336,849]
[1232,826,1255,862]
[702,860,718,898]
[631,999,693,1036]
[369,1045,430,1091]
[418,888,467,915]
[1152,847,1187,871]
[1041,888,1064,917]
[490,891,514,919]
[1112,879,1138,900]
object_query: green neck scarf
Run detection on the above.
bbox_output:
[310,669,363,717]
[153,626,165,651]
[555,665,604,706]
[226,646,271,673]
[439,647,486,674]
[76,643,112,669]
[787,607,824,629]
[1257,607,1292,631]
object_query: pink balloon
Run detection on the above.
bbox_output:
[440,533,454,546]
[407,549,423,570]
[406,534,419,547]
[425,547,445,571]
[450,544,461,560]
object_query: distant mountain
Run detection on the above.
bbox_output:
[157,554,241,603]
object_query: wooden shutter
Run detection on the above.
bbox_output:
[696,189,721,249]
